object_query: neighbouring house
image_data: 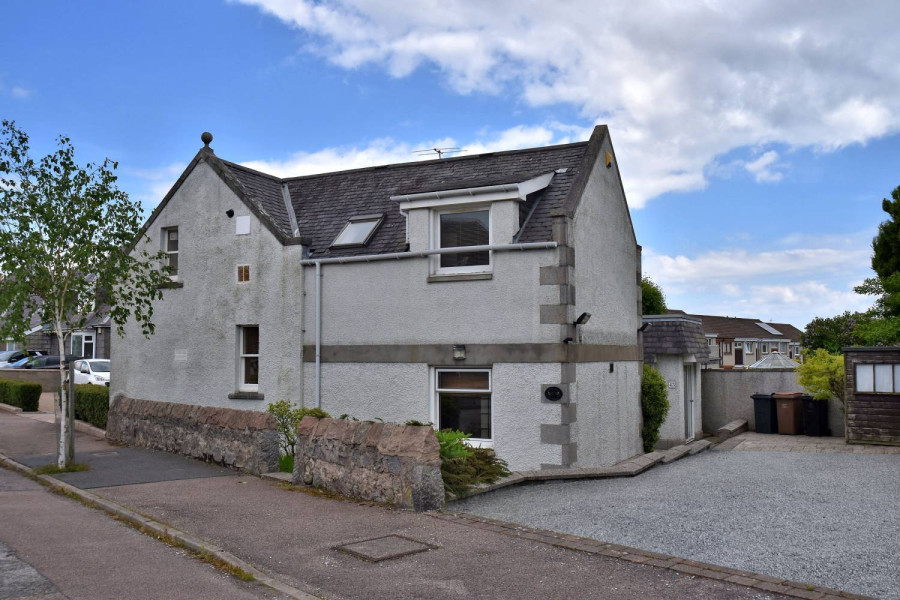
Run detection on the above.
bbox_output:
[4,305,111,359]
[667,312,802,368]
[642,314,709,447]
[112,126,645,472]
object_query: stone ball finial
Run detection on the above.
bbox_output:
[201,131,213,147]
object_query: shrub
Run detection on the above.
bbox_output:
[641,364,669,452]
[436,429,510,499]
[279,454,294,473]
[267,400,331,458]
[0,377,41,411]
[797,349,844,404]
[73,384,110,429]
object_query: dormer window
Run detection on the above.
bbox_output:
[436,207,490,271]
[331,214,383,247]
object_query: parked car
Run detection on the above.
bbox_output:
[73,359,110,386]
[18,355,82,370]
[0,350,43,368]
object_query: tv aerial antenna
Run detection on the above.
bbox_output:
[413,147,465,159]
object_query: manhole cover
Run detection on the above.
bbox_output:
[91,451,119,457]
[335,535,438,562]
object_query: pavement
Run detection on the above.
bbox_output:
[0,462,283,599]
[0,411,802,600]
[455,434,900,600]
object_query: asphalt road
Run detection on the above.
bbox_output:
[454,449,900,600]
[0,466,284,600]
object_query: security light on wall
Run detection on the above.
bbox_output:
[452,345,466,361]
[574,312,592,326]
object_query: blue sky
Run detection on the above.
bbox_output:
[3,0,899,327]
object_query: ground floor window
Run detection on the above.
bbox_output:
[238,326,259,391]
[3,339,22,351]
[70,332,95,358]
[435,368,492,442]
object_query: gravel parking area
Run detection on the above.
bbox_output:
[454,449,900,599]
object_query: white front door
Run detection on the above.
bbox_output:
[683,364,695,440]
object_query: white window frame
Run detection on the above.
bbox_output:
[70,331,95,359]
[855,363,900,394]
[722,342,732,354]
[238,326,259,392]
[431,205,492,275]
[431,367,493,447]
[162,226,179,278]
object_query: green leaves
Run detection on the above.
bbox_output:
[797,349,844,403]
[0,120,169,343]
[641,275,667,316]
[640,364,669,452]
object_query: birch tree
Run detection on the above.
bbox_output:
[0,120,167,467]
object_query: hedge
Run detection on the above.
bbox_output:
[73,384,110,429]
[640,364,670,453]
[0,377,41,412]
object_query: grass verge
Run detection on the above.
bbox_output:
[33,462,90,475]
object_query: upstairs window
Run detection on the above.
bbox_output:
[331,214,383,247]
[162,227,179,276]
[436,208,491,273]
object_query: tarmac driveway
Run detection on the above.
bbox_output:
[454,448,900,600]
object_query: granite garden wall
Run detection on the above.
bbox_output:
[293,417,444,511]
[106,396,280,473]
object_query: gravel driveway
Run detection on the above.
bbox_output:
[453,449,900,599]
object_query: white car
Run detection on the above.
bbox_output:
[73,359,110,386]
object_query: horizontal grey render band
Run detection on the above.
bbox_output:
[301,343,641,364]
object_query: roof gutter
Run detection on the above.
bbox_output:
[303,241,557,409]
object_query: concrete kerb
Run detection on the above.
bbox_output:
[0,450,316,600]
[435,512,876,600]
[0,402,23,414]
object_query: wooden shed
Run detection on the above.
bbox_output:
[843,347,900,446]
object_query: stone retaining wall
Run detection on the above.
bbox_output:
[106,396,279,473]
[293,417,444,511]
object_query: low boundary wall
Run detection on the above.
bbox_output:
[106,396,279,473]
[0,369,59,392]
[702,369,844,437]
[293,417,444,511]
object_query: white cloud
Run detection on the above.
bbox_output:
[125,163,186,209]
[240,124,578,176]
[10,86,31,99]
[643,241,875,324]
[743,150,782,183]
[236,0,900,206]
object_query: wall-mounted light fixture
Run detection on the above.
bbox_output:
[226,209,235,218]
[638,322,650,333]
[452,345,466,361]
[574,312,592,326]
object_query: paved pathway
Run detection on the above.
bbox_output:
[0,465,282,599]
[0,411,791,600]
[721,431,900,454]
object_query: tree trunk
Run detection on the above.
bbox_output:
[55,328,69,469]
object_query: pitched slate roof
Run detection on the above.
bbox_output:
[670,312,802,343]
[642,315,710,364]
[217,143,589,257]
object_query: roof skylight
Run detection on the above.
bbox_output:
[331,214,383,247]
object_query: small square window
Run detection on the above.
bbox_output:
[331,215,383,247]
[237,265,250,283]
